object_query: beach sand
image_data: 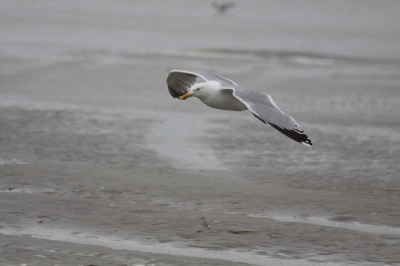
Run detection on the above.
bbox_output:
[1,1,400,265]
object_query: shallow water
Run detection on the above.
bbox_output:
[250,213,400,236]
[0,225,346,266]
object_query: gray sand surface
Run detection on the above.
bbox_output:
[1,1,400,265]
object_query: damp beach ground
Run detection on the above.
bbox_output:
[1,1,400,265]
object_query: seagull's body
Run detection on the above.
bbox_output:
[193,81,247,111]
[166,70,313,147]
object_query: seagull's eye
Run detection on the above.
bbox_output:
[195,88,201,91]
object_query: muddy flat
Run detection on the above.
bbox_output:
[1,1,400,265]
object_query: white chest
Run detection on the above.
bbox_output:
[198,90,248,111]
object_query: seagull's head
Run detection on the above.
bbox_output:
[181,81,220,100]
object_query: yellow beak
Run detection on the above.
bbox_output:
[181,93,193,100]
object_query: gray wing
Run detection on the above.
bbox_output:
[166,71,199,98]
[229,86,313,147]
[166,69,238,98]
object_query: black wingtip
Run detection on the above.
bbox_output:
[302,138,313,147]
[268,123,313,147]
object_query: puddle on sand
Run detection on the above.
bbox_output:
[146,113,226,171]
[249,213,400,235]
[0,158,29,166]
[0,187,56,194]
[0,225,346,266]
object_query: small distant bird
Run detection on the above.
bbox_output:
[212,1,236,14]
[167,70,313,147]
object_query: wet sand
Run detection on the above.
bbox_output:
[1,1,400,265]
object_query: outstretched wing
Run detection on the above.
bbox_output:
[166,71,198,98]
[228,86,313,147]
[166,69,237,98]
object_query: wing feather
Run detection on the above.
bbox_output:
[166,70,238,99]
[166,71,199,98]
[229,87,313,146]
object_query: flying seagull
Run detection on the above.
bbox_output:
[212,1,236,14]
[166,70,313,147]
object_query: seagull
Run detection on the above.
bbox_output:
[212,1,236,14]
[166,70,313,147]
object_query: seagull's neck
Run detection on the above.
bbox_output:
[205,80,221,90]
[193,81,221,90]
[195,81,221,100]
